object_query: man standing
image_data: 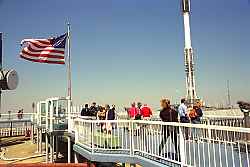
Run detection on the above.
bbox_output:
[178,98,189,123]
[81,104,89,116]
[89,102,98,117]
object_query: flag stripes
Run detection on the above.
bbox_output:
[20,33,67,65]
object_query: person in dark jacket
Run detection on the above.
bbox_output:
[81,104,89,116]
[105,105,116,134]
[158,99,179,159]
[89,102,98,117]
[107,105,116,120]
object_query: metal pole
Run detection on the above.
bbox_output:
[51,135,54,163]
[45,133,48,163]
[67,23,72,100]
[10,121,12,137]
[39,130,42,153]
[67,136,71,163]
[55,136,58,160]
[74,152,78,163]
[182,0,197,106]
[36,128,39,152]
[49,135,53,163]
[0,32,2,114]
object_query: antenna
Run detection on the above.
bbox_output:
[181,0,197,106]
[227,80,232,108]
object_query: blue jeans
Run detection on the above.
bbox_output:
[191,119,201,139]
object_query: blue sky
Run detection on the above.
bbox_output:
[0,0,250,112]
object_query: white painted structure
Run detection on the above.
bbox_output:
[182,0,197,104]
[1,97,248,166]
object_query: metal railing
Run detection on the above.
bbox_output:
[0,113,34,121]
[202,116,244,127]
[74,118,250,167]
[0,127,27,137]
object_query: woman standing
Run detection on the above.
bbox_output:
[158,99,179,159]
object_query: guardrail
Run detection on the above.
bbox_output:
[0,113,34,121]
[202,116,244,127]
[74,119,250,167]
[0,127,27,137]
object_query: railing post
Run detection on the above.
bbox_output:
[179,126,186,166]
[50,104,53,132]
[67,136,71,163]
[207,118,212,140]
[75,120,79,143]
[91,122,94,153]
[129,120,134,156]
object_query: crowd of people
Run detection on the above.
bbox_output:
[81,102,116,120]
[80,98,203,157]
[125,98,203,124]
[80,102,116,133]
[127,102,153,120]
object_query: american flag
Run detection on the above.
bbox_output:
[20,33,67,65]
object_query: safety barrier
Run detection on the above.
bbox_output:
[74,119,250,167]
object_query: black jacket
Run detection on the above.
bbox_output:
[159,107,178,122]
[81,108,89,116]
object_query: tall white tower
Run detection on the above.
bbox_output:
[182,0,197,105]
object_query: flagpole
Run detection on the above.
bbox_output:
[0,33,2,113]
[67,23,72,100]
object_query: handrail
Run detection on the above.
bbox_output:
[74,118,250,167]
[0,113,35,116]
[74,118,250,133]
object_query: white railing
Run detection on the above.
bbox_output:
[0,127,28,137]
[0,113,34,121]
[74,118,250,167]
[202,116,244,127]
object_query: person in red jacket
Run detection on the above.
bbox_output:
[128,102,139,119]
[141,104,152,120]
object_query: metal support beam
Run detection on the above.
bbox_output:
[74,152,79,163]
[0,32,2,114]
[39,130,42,153]
[36,128,39,153]
[52,135,55,162]
[45,133,49,163]
[68,136,71,163]
[55,136,59,161]
[50,135,53,163]
[31,124,34,142]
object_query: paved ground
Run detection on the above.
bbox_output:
[0,138,44,164]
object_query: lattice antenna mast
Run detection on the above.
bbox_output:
[182,0,197,105]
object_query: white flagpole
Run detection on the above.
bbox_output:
[67,23,72,100]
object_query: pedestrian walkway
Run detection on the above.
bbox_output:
[72,119,250,167]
